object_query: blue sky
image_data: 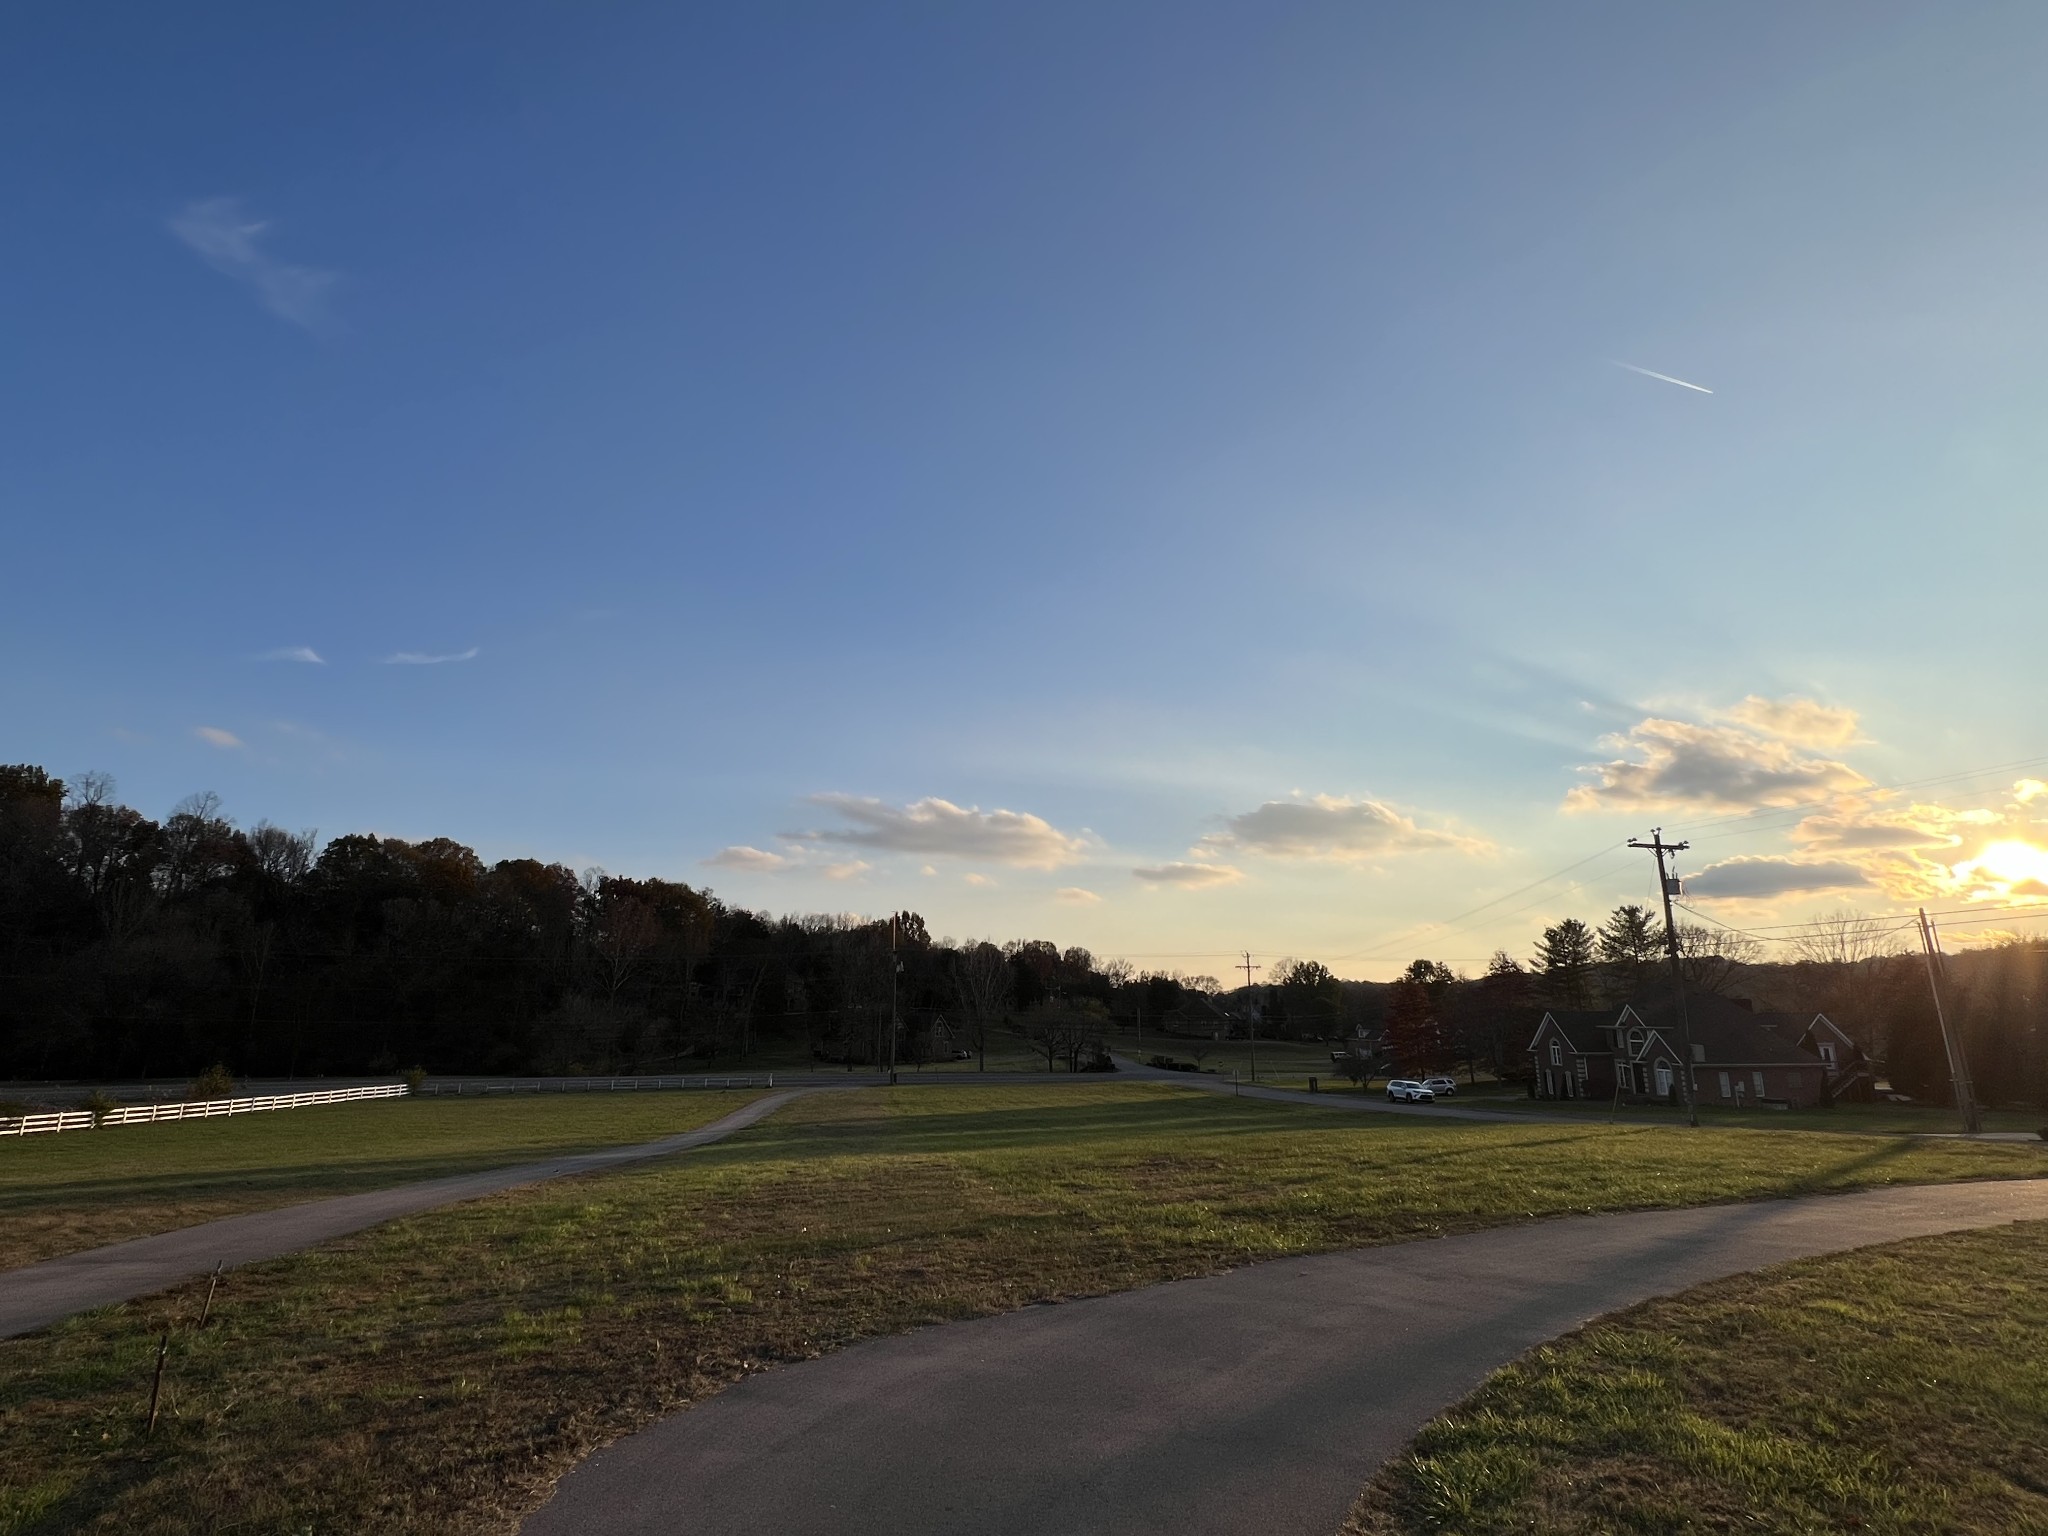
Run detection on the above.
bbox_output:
[7,2,2047,976]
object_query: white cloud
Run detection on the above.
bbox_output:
[169,197,337,330]
[1206,793,1489,862]
[1683,856,1871,900]
[1133,861,1244,889]
[964,872,996,888]
[261,646,325,665]
[2017,779,2048,804]
[1722,695,1864,748]
[819,860,871,882]
[1055,887,1102,905]
[193,726,243,750]
[704,845,794,873]
[383,648,480,666]
[791,794,1087,869]
[1566,717,1869,813]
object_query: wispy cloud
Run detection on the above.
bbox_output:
[1612,360,1712,394]
[704,845,795,873]
[169,197,337,330]
[1055,887,1102,905]
[789,794,1088,869]
[1203,793,1490,862]
[261,646,325,665]
[1683,856,1870,900]
[383,647,480,666]
[1132,861,1243,890]
[193,726,244,750]
[1721,695,1863,748]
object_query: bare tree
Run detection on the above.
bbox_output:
[1791,910,1903,968]
[1676,922,1763,995]
[953,940,1011,1071]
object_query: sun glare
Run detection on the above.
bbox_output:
[1958,839,2048,891]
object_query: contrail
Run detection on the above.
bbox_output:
[1612,360,1713,394]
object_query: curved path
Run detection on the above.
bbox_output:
[0,1090,802,1339]
[525,1178,2048,1536]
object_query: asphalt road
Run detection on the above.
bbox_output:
[0,1090,801,1339]
[523,1178,2048,1536]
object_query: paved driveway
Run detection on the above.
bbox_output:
[524,1178,2048,1536]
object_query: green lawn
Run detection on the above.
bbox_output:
[0,1091,763,1268]
[1348,1220,2048,1535]
[2,1083,2041,1535]
[1457,1087,2048,1135]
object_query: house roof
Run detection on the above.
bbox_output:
[1628,995,1820,1066]
[1531,1011,1614,1054]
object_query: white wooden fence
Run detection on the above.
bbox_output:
[0,1082,408,1138]
[419,1075,773,1096]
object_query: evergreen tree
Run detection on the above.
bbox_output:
[1533,919,1597,1008]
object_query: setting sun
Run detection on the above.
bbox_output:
[1958,839,2048,891]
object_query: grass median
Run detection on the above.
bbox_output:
[0,1091,766,1268]
[2,1082,2042,1534]
[1347,1219,2048,1535]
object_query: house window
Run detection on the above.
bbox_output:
[1789,1071,1803,1090]
[1718,1071,1732,1098]
[1550,1042,1562,1066]
[1691,1044,1705,1063]
[1619,1064,1634,1091]
[1819,1043,1836,1065]
[1627,1030,1644,1055]
[1753,1071,1767,1098]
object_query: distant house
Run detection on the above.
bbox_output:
[1526,996,1871,1109]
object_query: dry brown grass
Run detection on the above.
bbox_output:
[2,1083,2041,1534]
[0,1091,762,1268]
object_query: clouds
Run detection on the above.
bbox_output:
[193,726,243,749]
[261,646,325,665]
[1055,887,1102,905]
[169,198,337,330]
[1566,716,1869,813]
[1723,695,1863,747]
[705,845,793,873]
[1204,793,1490,862]
[1682,856,1871,900]
[1132,861,1244,889]
[383,647,480,666]
[792,794,1088,869]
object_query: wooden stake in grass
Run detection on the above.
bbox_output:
[145,1332,170,1438]
[199,1261,223,1328]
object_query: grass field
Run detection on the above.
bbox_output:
[1347,1220,2048,1535]
[1453,1087,2048,1135]
[2,1082,2041,1534]
[0,1091,763,1269]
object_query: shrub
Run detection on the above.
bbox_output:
[81,1088,119,1126]
[402,1066,428,1096]
[189,1063,236,1103]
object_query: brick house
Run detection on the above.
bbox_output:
[1527,996,1867,1109]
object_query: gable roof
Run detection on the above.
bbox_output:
[1529,1011,1614,1054]
[1628,994,1820,1065]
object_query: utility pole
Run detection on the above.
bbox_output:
[1916,909,1981,1135]
[887,914,899,1080]
[1239,951,1261,1083]
[1629,830,1700,1127]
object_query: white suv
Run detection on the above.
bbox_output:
[1385,1079,1435,1104]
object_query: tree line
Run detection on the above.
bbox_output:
[3,765,2040,1105]
[1369,907,2048,1108]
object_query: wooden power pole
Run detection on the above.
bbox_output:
[1916,908,1981,1135]
[1629,829,1700,1127]
[1239,951,1261,1083]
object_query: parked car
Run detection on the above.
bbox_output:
[1421,1076,1458,1098]
[1385,1079,1436,1104]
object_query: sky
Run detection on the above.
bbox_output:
[5,2,2047,978]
